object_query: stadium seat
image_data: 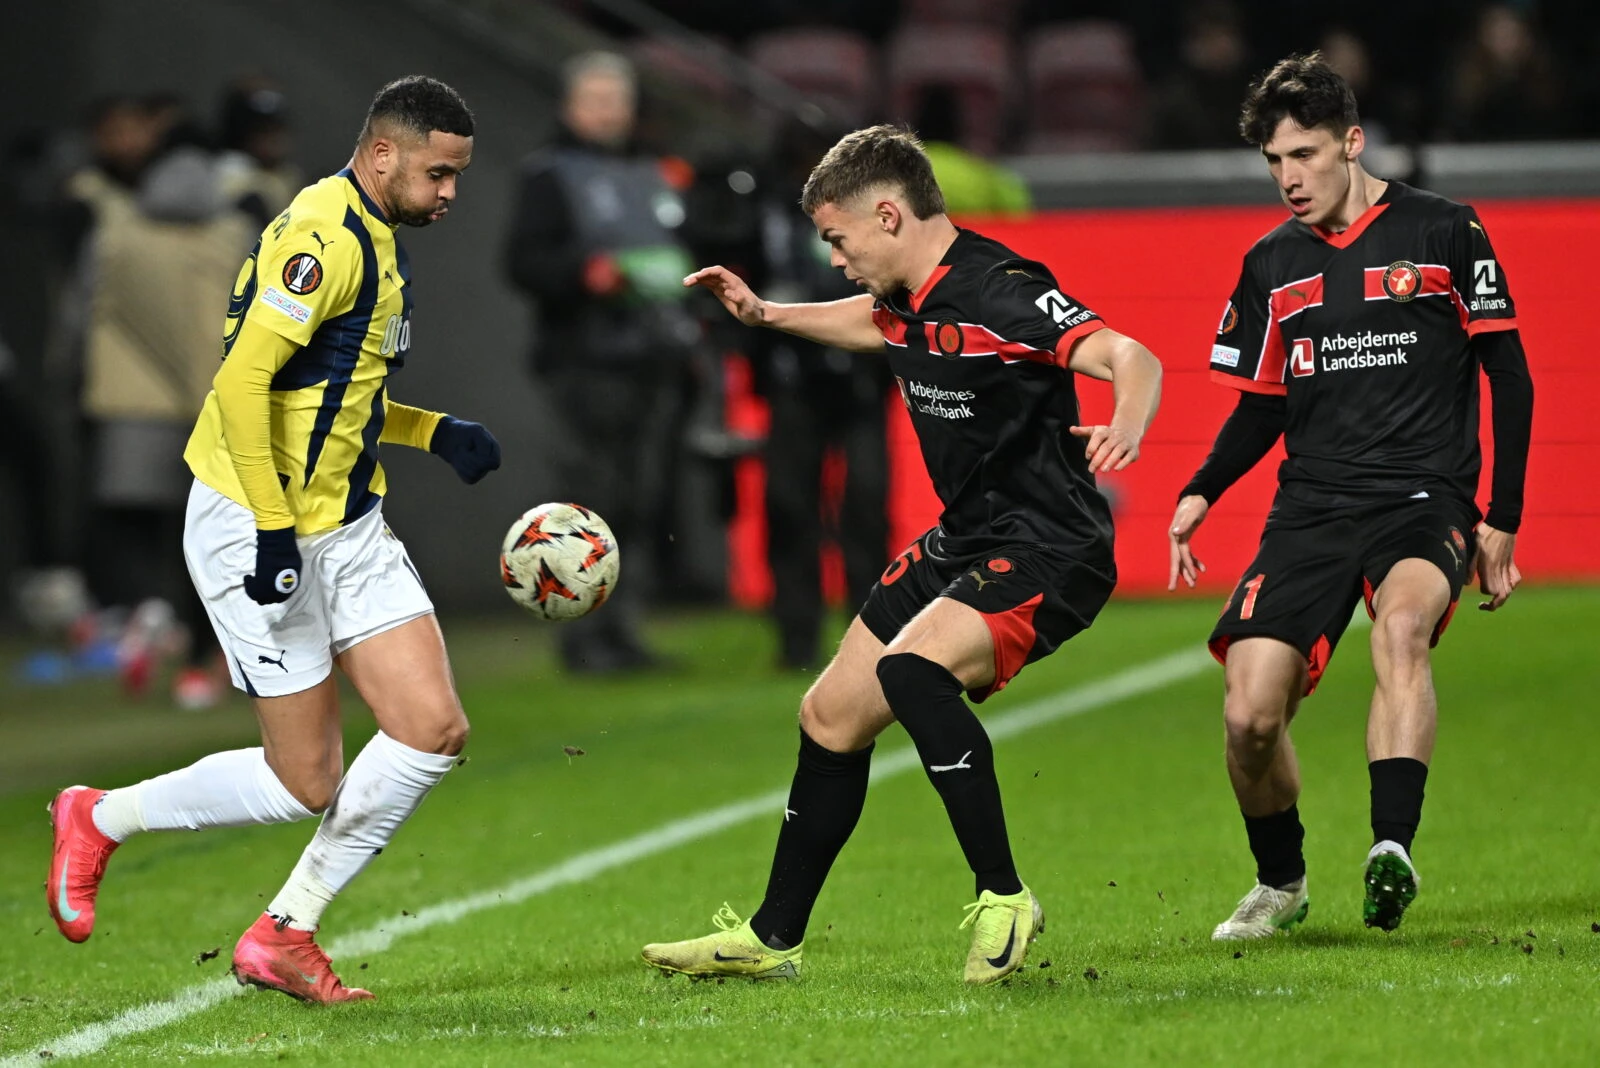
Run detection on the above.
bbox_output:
[886,23,1013,155]
[631,34,738,103]
[1021,20,1147,154]
[746,28,879,125]
[901,0,1021,30]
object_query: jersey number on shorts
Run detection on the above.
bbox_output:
[1240,573,1266,620]
[882,541,924,586]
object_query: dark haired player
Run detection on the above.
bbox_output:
[46,77,501,1002]
[642,125,1163,984]
[1167,55,1533,937]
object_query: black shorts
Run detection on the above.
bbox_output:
[1209,495,1476,694]
[860,527,1116,702]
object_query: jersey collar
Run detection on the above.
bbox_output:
[1308,182,1400,249]
[338,167,394,228]
[903,228,968,313]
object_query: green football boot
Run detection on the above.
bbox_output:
[1363,841,1420,932]
[960,886,1044,984]
[642,904,802,980]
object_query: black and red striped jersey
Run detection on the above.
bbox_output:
[1209,181,1519,510]
[870,228,1113,560]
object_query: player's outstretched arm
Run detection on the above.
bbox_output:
[684,266,884,353]
[380,399,500,485]
[1065,327,1162,474]
[381,399,445,451]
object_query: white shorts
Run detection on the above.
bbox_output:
[183,480,434,698]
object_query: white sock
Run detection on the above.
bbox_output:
[267,731,456,931]
[92,748,314,842]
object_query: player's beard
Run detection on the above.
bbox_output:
[385,173,441,228]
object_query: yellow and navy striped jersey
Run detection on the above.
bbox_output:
[185,169,414,535]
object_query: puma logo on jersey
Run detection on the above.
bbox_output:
[967,569,994,590]
[310,231,333,254]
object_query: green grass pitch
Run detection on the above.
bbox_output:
[1,587,1595,1065]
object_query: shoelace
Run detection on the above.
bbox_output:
[710,903,745,933]
[70,838,117,893]
[1231,884,1289,922]
[958,897,997,931]
[287,938,342,987]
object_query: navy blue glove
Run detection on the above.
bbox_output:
[243,527,302,605]
[430,416,501,484]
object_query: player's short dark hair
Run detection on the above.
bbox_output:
[360,75,475,144]
[1238,52,1360,147]
[800,124,945,220]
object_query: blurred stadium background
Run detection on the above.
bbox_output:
[2,0,1596,640]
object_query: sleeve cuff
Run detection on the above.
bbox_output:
[1482,510,1521,534]
[1052,319,1107,366]
[1467,318,1519,337]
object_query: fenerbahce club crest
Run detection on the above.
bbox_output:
[1381,260,1421,302]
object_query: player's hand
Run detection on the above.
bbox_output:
[243,527,302,605]
[1168,494,1210,591]
[684,265,768,327]
[1068,424,1142,473]
[430,416,502,484]
[1473,522,1520,611]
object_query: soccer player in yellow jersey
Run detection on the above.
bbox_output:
[45,76,499,1004]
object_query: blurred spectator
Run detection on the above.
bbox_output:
[1318,29,1396,147]
[1441,3,1569,142]
[64,96,253,705]
[915,87,1031,215]
[751,121,892,670]
[215,78,300,226]
[0,326,58,580]
[505,52,700,674]
[1147,1,1253,149]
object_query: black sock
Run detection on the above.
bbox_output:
[876,653,1022,898]
[749,730,873,949]
[1243,804,1306,889]
[1369,757,1428,853]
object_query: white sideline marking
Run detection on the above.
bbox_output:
[3,644,1216,1064]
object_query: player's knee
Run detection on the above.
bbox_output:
[1223,692,1288,753]
[1373,607,1434,661]
[797,688,833,741]
[438,717,470,757]
[799,687,858,750]
[420,711,470,757]
[289,773,339,815]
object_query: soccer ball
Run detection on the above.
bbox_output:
[499,503,619,620]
